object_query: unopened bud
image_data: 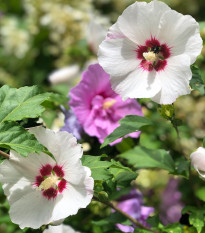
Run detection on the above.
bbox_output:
[98,191,109,202]
[190,147,205,178]
[158,105,174,120]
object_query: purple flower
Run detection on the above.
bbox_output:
[69,63,143,144]
[116,189,154,232]
[61,108,83,140]
[159,178,184,225]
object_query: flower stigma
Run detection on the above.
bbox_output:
[38,173,59,191]
[143,51,157,62]
[103,99,117,109]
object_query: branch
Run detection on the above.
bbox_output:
[0,150,10,159]
[93,197,159,233]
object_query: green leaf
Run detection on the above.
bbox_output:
[109,160,138,187]
[190,66,205,95]
[0,122,48,157]
[81,155,112,180]
[119,146,175,172]
[196,187,205,202]
[115,171,138,187]
[146,216,160,228]
[134,230,153,233]
[101,115,152,148]
[42,92,69,109]
[182,206,205,233]
[0,85,51,123]
[174,159,190,178]
[189,212,204,233]
[92,212,129,226]
[47,92,68,105]
[161,223,182,233]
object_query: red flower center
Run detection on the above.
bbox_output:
[34,164,67,200]
[136,37,171,72]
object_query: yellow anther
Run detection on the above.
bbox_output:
[103,99,116,109]
[143,51,157,62]
[38,175,58,191]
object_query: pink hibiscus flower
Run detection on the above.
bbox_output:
[69,63,143,144]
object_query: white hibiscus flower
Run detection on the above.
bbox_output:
[98,0,202,104]
[0,127,94,229]
[43,224,81,233]
[190,147,205,178]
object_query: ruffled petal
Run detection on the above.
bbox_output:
[69,64,114,125]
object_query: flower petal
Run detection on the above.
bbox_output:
[190,147,205,173]
[117,1,170,45]
[157,10,202,64]
[69,64,114,125]
[98,38,139,77]
[110,68,161,100]
[151,54,191,104]
[9,190,55,229]
[106,22,125,40]
[29,127,83,167]
[43,224,81,233]
[51,167,94,220]
[0,150,54,199]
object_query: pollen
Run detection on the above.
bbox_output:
[38,174,58,191]
[143,51,157,62]
[103,99,116,109]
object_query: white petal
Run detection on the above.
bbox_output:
[29,127,83,166]
[64,162,91,185]
[106,22,125,40]
[87,20,107,54]
[190,147,205,172]
[9,190,55,229]
[117,1,171,45]
[44,224,80,233]
[158,10,202,64]
[0,150,54,199]
[48,65,79,84]
[51,168,94,220]
[151,54,191,104]
[98,38,139,77]
[110,68,161,100]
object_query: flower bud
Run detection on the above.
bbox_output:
[97,191,109,203]
[158,104,174,120]
[190,147,205,177]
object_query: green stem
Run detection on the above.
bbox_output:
[171,104,180,139]
[172,123,180,140]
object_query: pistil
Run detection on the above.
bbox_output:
[38,174,59,191]
[143,51,157,62]
[103,99,116,109]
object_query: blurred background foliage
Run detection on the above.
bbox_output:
[0,0,205,88]
[0,0,205,233]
